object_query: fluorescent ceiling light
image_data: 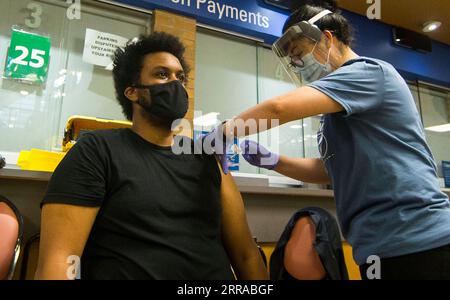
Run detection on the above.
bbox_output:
[193,112,220,127]
[425,123,450,133]
[423,21,442,32]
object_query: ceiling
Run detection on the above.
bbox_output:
[338,0,450,45]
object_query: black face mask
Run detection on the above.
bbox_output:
[134,80,189,123]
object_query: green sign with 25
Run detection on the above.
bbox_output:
[4,27,51,85]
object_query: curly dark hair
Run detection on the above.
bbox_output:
[112,32,190,121]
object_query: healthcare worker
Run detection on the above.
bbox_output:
[207,0,450,279]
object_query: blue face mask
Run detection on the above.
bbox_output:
[298,52,332,83]
[291,45,332,84]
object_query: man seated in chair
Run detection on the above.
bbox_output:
[35,32,268,280]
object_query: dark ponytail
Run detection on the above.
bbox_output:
[290,0,338,11]
[284,0,353,46]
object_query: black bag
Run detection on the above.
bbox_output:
[270,207,349,280]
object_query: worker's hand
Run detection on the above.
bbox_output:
[197,123,234,174]
[240,140,280,170]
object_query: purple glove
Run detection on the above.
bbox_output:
[197,123,234,174]
[240,140,280,170]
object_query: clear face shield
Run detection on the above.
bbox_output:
[273,10,334,86]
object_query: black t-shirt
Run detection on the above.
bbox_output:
[42,128,234,280]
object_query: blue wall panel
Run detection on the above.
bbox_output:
[113,0,450,87]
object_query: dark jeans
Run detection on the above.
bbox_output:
[359,244,450,280]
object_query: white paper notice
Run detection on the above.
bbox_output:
[83,29,129,70]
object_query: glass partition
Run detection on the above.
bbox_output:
[256,46,304,176]
[0,0,150,153]
[55,3,149,149]
[0,0,68,152]
[417,83,450,177]
[195,29,259,174]
[2,4,448,183]
[195,30,307,175]
[195,28,450,181]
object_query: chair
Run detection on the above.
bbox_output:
[0,195,23,280]
[253,237,268,267]
[270,207,349,280]
[20,233,40,280]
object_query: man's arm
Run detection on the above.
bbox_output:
[274,156,331,184]
[218,162,269,280]
[35,204,99,280]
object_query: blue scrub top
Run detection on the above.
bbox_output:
[309,57,450,265]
